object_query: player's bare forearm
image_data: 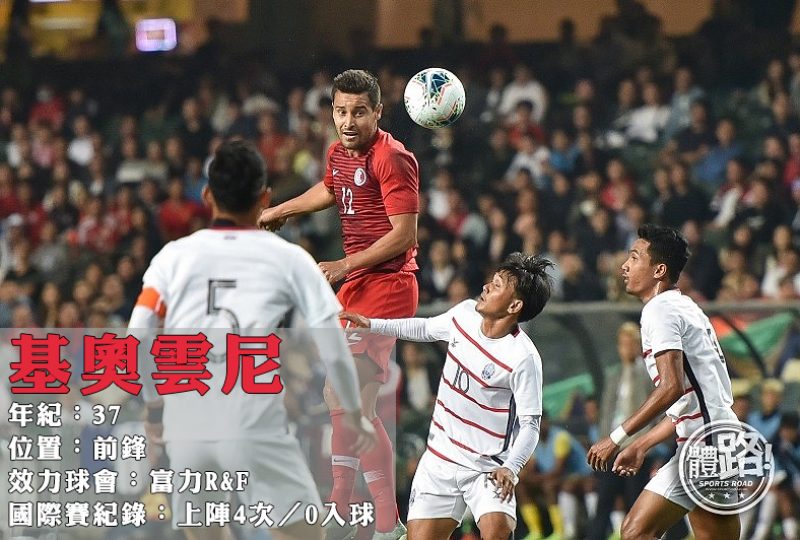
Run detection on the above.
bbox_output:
[276,182,336,219]
[343,213,417,272]
[619,349,684,437]
[630,417,675,454]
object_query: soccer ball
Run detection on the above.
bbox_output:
[404,68,466,129]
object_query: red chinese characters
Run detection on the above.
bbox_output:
[150,333,213,396]
[8,332,285,396]
[222,334,283,395]
[9,334,71,394]
[82,334,142,396]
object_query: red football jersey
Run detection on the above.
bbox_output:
[323,129,420,279]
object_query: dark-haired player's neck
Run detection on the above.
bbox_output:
[211,206,260,229]
[640,279,677,304]
[480,314,519,339]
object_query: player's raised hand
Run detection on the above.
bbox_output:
[340,411,377,454]
[319,259,349,284]
[339,311,370,328]
[487,467,518,502]
[257,207,287,231]
[587,436,619,472]
[612,444,645,477]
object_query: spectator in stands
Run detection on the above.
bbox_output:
[418,238,454,304]
[709,157,751,231]
[667,99,716,166]
[755,58,788,108]
[749,379,785,442]
[499,63,548,122]
[769,92,800,140]
[604,78,638,147]
[506,99,547,148]
[762,225,798,298]
[505,133,550,190]
[682,219,724,299]
[773,412,800,540]
[625,81,669,144]
[548,128,579,176]
[662,160,711,229]
[601,157,636,212]
[521,412,594,540]
[718,245,761,301]
[157,177,200,242]
[733,176,785,245]
[694,117,744,190]
[561,252,605,301]
[664,66,706,140]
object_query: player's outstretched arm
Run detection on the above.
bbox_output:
[257,182,336,231]
[340,309,450,343]
[588,349,684,471]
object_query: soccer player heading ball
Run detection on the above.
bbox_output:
[259,69,419,539]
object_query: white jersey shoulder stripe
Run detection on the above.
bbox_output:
[446,350,504,390]
[452,317,514,373]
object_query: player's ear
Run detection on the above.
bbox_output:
[260,187,272,209]
[653,263,668,280]
[508,298,523,316]
[375,102,383,120]
[201,186,214,210]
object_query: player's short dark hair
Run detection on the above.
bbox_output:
[497,252,553,322]
[332,69,381,109]
[638,224,690,283]
[208,140,268,214]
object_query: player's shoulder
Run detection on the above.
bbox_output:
[512,329,542,371]
[372,130,415,161]
[325,141,344,160]
[642,289,679,315]
[447,298,478,320]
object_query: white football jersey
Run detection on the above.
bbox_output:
[640,290,737,441]
[131,227,341,442]
[422,300,543,472]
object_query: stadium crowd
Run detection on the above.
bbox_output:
[1,1,800,539]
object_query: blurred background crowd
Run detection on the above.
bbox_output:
[1,0,800,539]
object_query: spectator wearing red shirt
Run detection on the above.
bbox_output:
[158,177,201,241]
[601,157,637,212]
[28,84,65,131]
[0,164,20,218]
[506,100,547,149]
[16,182,46,245]
[256,111,289,177]
[783,131,800,188]
[76,195,118,254]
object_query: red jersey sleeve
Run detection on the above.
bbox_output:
[322,144,337,191]
[374,148,420,216]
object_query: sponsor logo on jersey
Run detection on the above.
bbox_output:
[354,167,367,186]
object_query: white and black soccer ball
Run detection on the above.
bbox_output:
[404,67,466,129]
